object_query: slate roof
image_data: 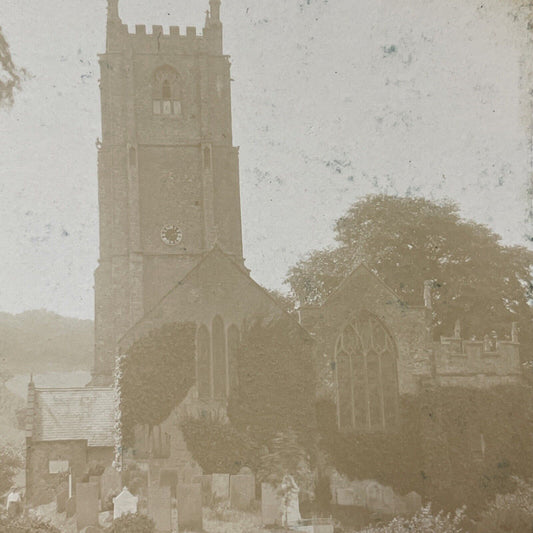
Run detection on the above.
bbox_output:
[32,387,114,447]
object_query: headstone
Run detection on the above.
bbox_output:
[113,487,138,520]
[336,488,355,506]
[159,470,178,497]
[352,483,366,507]
[179,463,202,484]
[56,488,69,513]
[76,483,99,531]
[230,474,255,510]
[148,485,171,533]
[365,482,384,512]
[193,474,213,506]
[90,476,101,499]
[406,491,422,514]
[314,525,334,533]
[382,487,395,513]
[100,467,122,503]
[177,483,203,532]
[261,483,282,527]
[212,473,230,500]
[281,474,301,527]
[393,493,408,515]
[66,496,76,518]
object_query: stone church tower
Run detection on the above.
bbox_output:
[93,0,243,381]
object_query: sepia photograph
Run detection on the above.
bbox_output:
[1,0,533,532]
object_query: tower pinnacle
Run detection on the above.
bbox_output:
[209,0,221,23]
[108,0,120,20]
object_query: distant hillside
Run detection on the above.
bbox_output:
[0,310,93,373]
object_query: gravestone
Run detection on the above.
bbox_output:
[281,474,301,527]
[193,474,213,506]
[90,476,101,499]
[212,473,230,500]
[365,482,384,512]
[314,525,334,533]
[179,463,202,484]
[406,491,422,514]
[113,487,138,520]
[56,488,69,513]
[76,482,99,531]
[66,496,76,518]
[159,470,178,498]
[148,485,171,533]
[393,493,408,515]
[336,488,355,506]
[261,483,282,526]
[177,483,203,532]
[230,474,255,510]
[382,487,395,514]
[100,467,122,503]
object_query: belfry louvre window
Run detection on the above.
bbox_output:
[335,312,399,431]
[152,66,181,116]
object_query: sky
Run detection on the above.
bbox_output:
[0,0,532,319]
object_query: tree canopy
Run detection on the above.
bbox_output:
[286,195,533,358]
[0,27,25,106]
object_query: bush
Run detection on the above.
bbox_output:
[105,513,155,533]
[475,478,533,533]
[0,514,60,533]
[358,504,466,533]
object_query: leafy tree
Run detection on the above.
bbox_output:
[0,27,25,106]
[117,322,196,447]
[0,445,23,496]
[227,317,316,445]
[286,195,533,358]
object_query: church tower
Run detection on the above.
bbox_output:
[93,0,243,381]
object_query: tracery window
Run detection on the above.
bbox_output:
[212,315,227,399]
[335,312,399,431]
[152,66,182,116]
[197,325,211,399]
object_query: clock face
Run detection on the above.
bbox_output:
[160,224,183,246]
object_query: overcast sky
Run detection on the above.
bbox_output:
[0,0,531,319]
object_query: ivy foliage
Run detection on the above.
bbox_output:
[318,386,533,515]
[180,414,260,475]
[118,322,196,446]
[182,317,317,478]
[227,317,316,444]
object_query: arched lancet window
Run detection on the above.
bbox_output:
[152,66,181,116]
[335,312,399,431]
[197,325,211,400]
[162,80,171,99]
[203,145,211,170]
[227,325,240,395]
[212,316,227,399]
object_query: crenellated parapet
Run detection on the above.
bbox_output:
[434,322,521,387]
[106,1,223,55]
